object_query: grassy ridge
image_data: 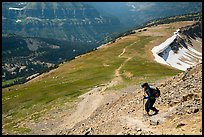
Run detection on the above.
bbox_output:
[2,29,181,134]
[120,36,181,84]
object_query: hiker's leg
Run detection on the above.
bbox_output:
[151,107,157,111]
[145,99,151,115]
[149,99,157,111]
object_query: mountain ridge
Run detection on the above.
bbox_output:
[2,2,124,43]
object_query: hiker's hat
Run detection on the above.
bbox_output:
[141,83,148,88]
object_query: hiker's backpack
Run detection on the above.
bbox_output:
[149,86,160,98]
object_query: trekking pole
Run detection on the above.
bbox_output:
[142,98,144,117]
[155,80,159,86]
[142,91,145,117]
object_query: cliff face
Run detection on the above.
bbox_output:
[2,2,124,43]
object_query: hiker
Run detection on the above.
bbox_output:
[141,83,159,116]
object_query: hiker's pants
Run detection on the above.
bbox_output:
[145,98,157,112]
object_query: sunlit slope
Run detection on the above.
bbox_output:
[2,21,195,134]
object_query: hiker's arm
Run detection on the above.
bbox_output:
[144,88,151,99]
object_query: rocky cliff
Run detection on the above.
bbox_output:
[2,2,124,43]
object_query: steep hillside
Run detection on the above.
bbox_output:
[2,2,125,87]
[2,21,201,135]
[2,34,96,87]
[2,2,124,43]
[63,63,202,135]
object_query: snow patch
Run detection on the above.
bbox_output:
[152,29,202,71]
[9,7,25,10]
[166,49,191,71]
[151,32,177,65]
[16,19,22,23]
[188,46,202,56]
[184,60,195,65]
[25,17,42,21]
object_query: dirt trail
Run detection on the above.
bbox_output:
[113,41,136,84]
[46,41,135,134]
[113,57,131,85]
[118,48,126,57]
[49,89,104,134]
[62,84,171,135]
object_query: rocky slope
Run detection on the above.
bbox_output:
[60,63,202,135]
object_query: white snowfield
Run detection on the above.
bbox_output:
[16,19,22,23]
[9,7,25,10]
[152,29,202,71]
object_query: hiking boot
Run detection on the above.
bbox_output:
[154,109,159,115]
[147,112,151,116]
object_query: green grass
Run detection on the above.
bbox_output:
[2,77,24,87]
[118,35,181,85]
[121,56,181,84]
[2,29,182,134]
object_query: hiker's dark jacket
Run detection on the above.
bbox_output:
[144,86,155,99]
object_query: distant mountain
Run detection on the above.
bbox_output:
[88,2,202,29]
[2,2,202,42]
[2,2,124,44]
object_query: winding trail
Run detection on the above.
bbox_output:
[118,48,126,57]
[46,41,136,134]
[112,41,138,85]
